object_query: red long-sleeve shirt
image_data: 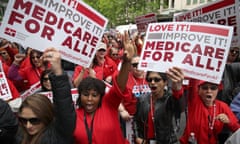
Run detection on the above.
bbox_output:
[74,75,129,144]
[179,79,240,144]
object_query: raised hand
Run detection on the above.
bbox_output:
[43,47,62,76]
[122,31,136,62]
[13,53,26,65]
[166,67,184,90]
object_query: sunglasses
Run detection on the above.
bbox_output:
[230,49,239,55]
[201,85,218,90]
[18,117,41,125]
[131,63,139,68]
[112,53,118,56]
[146,77,162,83]
[42,77,49,82]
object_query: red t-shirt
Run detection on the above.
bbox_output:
[123,72,151,115]
[102,57,117,79]
[72,65,104,81]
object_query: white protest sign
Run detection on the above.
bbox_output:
[138,22,233,84]
[135,13,157,33]
[38,88,79,105]
[174,0,240,47]
[0,61,12,101]
[0,0,108,67]
[20,81,41,100]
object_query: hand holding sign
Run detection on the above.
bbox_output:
[43,48,62,76]
[166,67,184,91]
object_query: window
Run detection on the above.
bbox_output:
[193,0,198,4]
[186,0,191,5]
[171,0,175,8]
[200,0,205,3]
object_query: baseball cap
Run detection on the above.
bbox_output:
[97,42,107,51]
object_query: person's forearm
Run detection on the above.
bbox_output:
[116,60,131,92]
[8,64,23,81]
[73,70,85,87]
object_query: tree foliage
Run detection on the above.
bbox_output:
[83,0,161,28]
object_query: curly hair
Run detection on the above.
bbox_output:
[77,77,106,108]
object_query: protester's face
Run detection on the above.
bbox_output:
[147,72,166,95]
[131,57,144,78]
[81,89,101,114]
[31,52,42,67]
[198,83,218,106]
[0,50,10,60]
[42,74,51,91]
[227,47,239,63]
[19,107,44,136]
[110,48,119,60]
[96,49,106,59]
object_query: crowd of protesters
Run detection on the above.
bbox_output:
[0,28,240,144]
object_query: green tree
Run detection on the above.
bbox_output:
[83,0,161,27]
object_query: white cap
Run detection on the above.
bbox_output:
[97,42,107,51]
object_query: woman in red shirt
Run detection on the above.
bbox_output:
[72,42,117,87]
[73,32,134,144]
[8,49,47,89]
[179,79,240,144]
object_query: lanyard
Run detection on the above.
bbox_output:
[84,111,95,144]
[150,95,154,123]
[150,95,156,138]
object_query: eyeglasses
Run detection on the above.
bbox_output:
[230,49,239,55]
[146,77,162,83]
[31,55,41,59]
[18,117,41,125]
[131,63,139,68]
[112,53,118,56]
[201,85,218,90]
[42,77,49,82]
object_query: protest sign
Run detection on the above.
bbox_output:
[138,22,233,84]
[135,13,157,33]
[174,0,240,47]
[0,0,108,67]
[0,61,12,100]
[38,88,79,105]
[20,81,41,100]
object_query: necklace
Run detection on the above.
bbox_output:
[208,103,216,130]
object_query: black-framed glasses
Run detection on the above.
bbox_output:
[131,63,139,68]
[201,85,218,90]
[18,117,41,125]
[230,49,239,55]
[146,77,162,83]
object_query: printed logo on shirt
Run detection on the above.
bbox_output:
[132,84,151,97]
